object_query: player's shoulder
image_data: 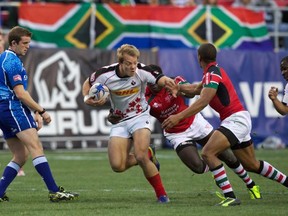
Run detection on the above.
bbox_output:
[90,63,117,82]
[137,63,164,80]
[95,63,118,75]
[138,63,162,73]
[2,51,22,70]
[207,64,223,77]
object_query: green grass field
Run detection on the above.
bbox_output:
[0,148,288,216]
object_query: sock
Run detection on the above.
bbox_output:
[259,160,288,186]
[33,156,59,192]
[229,161,255,189]
[147,173,167,199]
[211,163,236,198]
[0,161,20,197]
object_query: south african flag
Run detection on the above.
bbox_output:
[18,2,272,50]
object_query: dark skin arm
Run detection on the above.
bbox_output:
[268,87,288,115]
[162,87,216,129]
[178,82,203,98]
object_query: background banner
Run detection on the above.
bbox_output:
[21,48,159,150]
[1,48,287,149]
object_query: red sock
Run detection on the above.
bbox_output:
[147,173,167,198]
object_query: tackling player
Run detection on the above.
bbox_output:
[162,43,288,206]
[145,65,261,200]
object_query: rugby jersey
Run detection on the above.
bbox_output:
[0,49,28,104]
[88,63,163,121]
[146,76,195,133]
[202,62,245,120]
[282,83,288,105]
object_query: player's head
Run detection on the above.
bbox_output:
[117,44,140,77]
[147,64,163,94]
[197,43,217,66]
[117,44,140,63]
[8,26,32,46]
[280,56,288,81]
[8,26,32,56]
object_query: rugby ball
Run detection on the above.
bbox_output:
[89,83,110,101]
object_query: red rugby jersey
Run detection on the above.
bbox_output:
[202,62,245,121]
[146,76,195,133]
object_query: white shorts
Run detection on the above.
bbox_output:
[220,110,251,143]
[110,108,151,138]
[164,113,213,150]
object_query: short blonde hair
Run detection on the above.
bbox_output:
[117,44,140,63]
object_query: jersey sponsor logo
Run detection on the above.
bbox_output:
[113,87,139,96]
[151,102,161,108]
[13,75,22,81]
[90,73,96,82]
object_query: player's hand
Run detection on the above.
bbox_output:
[34,112,43,130]
[107,109,122,124]
[42,111,51,124]
[162,114,180,129]
[165,79,178,98]
[84,95,107,106]
[268,87,278,101]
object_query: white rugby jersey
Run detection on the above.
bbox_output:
[283,83,288,106]
[89,63,163,121]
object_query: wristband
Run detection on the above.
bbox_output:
[34,108,46,115]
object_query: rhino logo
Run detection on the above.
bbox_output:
[33,51,81,109]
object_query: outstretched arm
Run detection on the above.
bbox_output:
[162,87,216,129]
[179,82,202,98]
[157,76,178,97]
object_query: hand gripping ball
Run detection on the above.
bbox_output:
[89,83,110,101]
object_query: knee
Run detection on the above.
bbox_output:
[111,164,126,173]
[109,159,127,173]
[134,153,146,166]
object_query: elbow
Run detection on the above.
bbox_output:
[277,106,288,116]
[82,79,91,96]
